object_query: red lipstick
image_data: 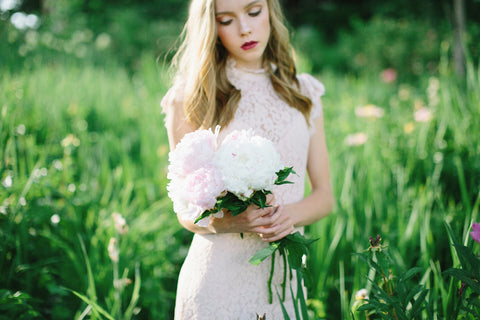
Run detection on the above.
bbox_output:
[241,41,258,50]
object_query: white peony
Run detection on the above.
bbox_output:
[215,129,284,199]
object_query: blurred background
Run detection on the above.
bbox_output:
[1,0,479,77]
[1,0,480,319]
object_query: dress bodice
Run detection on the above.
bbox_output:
[161,58,325,319]
[219,58,325,205]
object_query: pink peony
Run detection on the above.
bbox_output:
[471,223,480,244]
[167,128,218,177]
[185,165,225,210]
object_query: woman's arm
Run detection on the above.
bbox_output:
[259,111,335,242]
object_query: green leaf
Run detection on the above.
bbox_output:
[217,192,249,217]
[276,289,291,320]
[70,290,115,320]
[451,243,480,278]
[444,268,480,294]
[249,242,280,265]
[286,232,318,246]
[275,167,296,185]
[194,210,214,224]
[399,267,424,282]
[122,263,141,320]
[251,191,268,209]
[297,272,309,320]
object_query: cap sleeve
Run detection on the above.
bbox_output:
[297,73,325,135]
[160,81,184,115]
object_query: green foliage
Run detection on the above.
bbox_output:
[443,222,480,318]
[0,55,187,319]
[249,231,316,318]
[1,36,480,319]
[0,290,43,320]
[354,236,430,320]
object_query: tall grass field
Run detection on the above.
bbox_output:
[1,52,479,319]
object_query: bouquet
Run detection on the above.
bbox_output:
[167,126,294,226]
[167,127,315,310]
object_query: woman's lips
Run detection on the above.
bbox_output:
[241,41,258,50]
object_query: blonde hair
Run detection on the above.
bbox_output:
[171,0,312,129]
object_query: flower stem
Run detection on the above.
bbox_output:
[268,252,275,304]
[281,249,287,301]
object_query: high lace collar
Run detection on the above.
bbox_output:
[225,56,268,75]
[225,57,271,90]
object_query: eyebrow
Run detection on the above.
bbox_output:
[215,0,262,16]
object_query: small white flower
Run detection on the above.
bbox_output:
[61,134,80,148]
[68,183,76,193]
[414,107,433,122]
[112,212,128,235]
[355,289,369,300]
[19,197,26,206]
[50,214,60,225]
[16,124,26,135]
[344,133,368,146]
[53,159,63,171]
[2,175,13,188]
[108,238,119,263]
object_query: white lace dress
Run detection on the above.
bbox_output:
[161,58,325,320]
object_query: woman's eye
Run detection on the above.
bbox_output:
[248,9,261,17]
[218,19,233,26]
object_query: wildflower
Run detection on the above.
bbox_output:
[355,104,385,118]
[108,238,119,263]
[404,122,415,134]
[344,133,368,146]
[2,175,13,188]
[16,124,26,135]
[50,214,60,225]
[95,33,111,50]
[414,107,433,122]
[19,197,26,206]
[381,68,397,83]
[112,212,128,235]
[114,278,132,289]
[67,183,76,193]
[355,289,369,300]
[53,159,63,171]
[398,87,411,101]
[470,223,480,245]
[369,234,382,248]
[61,134,80,148]
[458,282,466,295]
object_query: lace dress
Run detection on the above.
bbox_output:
[161,58,325,320]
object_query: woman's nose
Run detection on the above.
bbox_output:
[239,17,252,36]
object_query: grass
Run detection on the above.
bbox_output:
[1,52,479,319]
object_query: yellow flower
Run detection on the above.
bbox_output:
[404,122,415,134]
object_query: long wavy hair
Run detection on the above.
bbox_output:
[171,0,312,129]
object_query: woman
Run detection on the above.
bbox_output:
[162,0,334,318]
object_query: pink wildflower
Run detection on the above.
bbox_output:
[381,68,398,83]
[470,223,480,244]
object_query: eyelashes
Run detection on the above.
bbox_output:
[217,8,262,26]
[219,19,233,26]
[248,10,261,17]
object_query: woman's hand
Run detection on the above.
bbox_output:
[208,194,295,242]
[256,205,295,242]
